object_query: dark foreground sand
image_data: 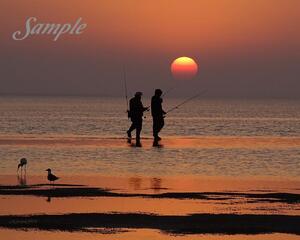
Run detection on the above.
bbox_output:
[1,183,299,236]
[0,213,299,235]
[0,184,299,204]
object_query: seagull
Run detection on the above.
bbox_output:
[46,169,59,184]
[17,158,27,173]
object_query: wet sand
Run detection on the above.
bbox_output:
[0,175,299,238]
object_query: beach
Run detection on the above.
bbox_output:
[0,174,300,239]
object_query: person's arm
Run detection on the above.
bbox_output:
[160,99,166,114]
[139,101,149,112]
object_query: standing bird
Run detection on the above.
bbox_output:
[17,158,27,173]
[46,169,59,184]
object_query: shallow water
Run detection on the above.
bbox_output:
[0,97,299,177]
[0,97,299,137]
[1,140,300,176]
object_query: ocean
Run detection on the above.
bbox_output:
[0,96,299,177]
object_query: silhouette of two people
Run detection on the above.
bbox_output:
[151,89,166,146]
[127,92,149,147]
[127,89,166,147]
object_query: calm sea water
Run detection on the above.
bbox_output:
[0,97,299,177]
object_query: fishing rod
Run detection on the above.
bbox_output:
[162,86,176,97]
[123,66,130,118]
[165,90,206,114]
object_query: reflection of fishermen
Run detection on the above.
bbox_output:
[151,89,166,146]
[127,92,148,147]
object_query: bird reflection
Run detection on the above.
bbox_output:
[46,196,52,203]
[17,174,27,186]
[150,177,162,193]
[129,177,142,190]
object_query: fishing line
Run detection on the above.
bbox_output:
[165,90,207,114]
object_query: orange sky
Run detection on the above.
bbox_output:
[2,0,300,52]
[0,0,299,97]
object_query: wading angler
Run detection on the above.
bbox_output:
[12,17,87,41]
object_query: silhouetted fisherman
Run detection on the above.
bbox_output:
[127,92,149,147]
[151,89,166,146]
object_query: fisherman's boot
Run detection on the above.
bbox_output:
[152,139,159,147]
[135,136,142,147]
[127,130,132,143]
[153,133,161,142]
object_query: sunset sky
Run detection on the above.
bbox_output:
[0,0,299,97]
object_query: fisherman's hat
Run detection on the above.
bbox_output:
[135,91,143,96]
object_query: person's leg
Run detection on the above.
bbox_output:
[153,118,159,139]
[127,120,137,143]
[157,118,164,135]
[154,117,164,141]
[127,120,137,136]
[136,119,142,146]
[152,118,160,146]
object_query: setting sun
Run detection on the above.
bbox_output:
[171,57,198,80]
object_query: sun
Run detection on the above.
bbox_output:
[171,56,198,80]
